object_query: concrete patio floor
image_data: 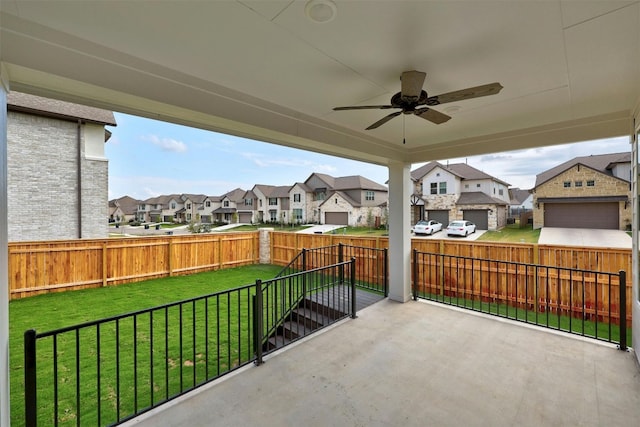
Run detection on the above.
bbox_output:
[126,299,640,427]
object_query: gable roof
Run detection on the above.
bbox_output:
[7,91,117,126]
[181,194,208,204]
[221,188,246,203]
[535,152,631,187]
[305,172,387,192]
[508,188,532,205]
[456,192,509,206]
[319,190,361,208]
[411,161,510,186]
[108,195,140,215]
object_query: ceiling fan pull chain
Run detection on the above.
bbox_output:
[403,114,406,144]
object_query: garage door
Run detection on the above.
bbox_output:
[463,210,488,230]
[325,212,348,225]
[239,212,252,223]
[544,203,618,229]
[427,210,449,226]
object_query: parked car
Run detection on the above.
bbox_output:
[413,220,442,235]
[446,220,476,237]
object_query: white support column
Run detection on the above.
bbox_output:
[0,63,10,427]
[387,161,412,302]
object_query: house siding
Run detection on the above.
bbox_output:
[533,165,631,229]
[8,111,109,241]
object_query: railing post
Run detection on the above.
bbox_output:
[412,249,418,300]
[24,329,37,427]
[339,243,344,285]
[618,270,627,351]
[383,248,389,297]
[350,257,357,319]
[302,249,307,298]
[253,280,264,365]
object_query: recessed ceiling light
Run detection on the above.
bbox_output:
[305,0,337,23]
[444,105,461,114]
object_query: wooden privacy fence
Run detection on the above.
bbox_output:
[9,232,259,299]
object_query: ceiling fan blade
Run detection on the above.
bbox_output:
[401,70,426,101]
[427,82,503,105]
[366,111,402,130]
[414,107,451,124]
[333,105,395,111]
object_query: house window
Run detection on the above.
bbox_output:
[171,202,176,209]
[563,181,571,188]
[315,191,326,201]
[498,189,503,196]
[269,198,278,206]
[186,203,191,209]
[206,201,211,207]
[465,184,469,189]
[439,182,447,194]
[365,191,375,201]
[140,204,146,210]
[259,199,263,207]
[430,183,437,195]
[293,193,301,202]
[575,181,583,187]
[476,184,481,188]
[245,198,253,206]
[587,180,595,187]
[269,210,277,221]
[224,200,229,207]
[293,209,303,221]
[186,214,192,221]
[335,198,338,204]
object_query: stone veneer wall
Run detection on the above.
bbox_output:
[7,111,108,241]
[533,165,632,230]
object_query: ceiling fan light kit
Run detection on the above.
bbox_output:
[333,70,503,130]
[305,0,337,23]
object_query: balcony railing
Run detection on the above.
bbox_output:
[24,259,358,426]
[412,250,628,349]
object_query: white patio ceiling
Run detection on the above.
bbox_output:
[1,1,638,166]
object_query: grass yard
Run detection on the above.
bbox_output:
[476,223,541,243]
[9,264,282,427]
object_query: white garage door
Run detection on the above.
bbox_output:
[325,212,348,225]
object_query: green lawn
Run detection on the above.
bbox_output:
[476,223,541,243]
[10,264,282,427]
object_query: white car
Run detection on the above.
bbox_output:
[413,220,442,236]
[446,220,476,237]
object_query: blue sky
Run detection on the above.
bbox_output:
[106,113,630,201]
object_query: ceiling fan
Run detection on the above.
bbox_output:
[333,70,503,130]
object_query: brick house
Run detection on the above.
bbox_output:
[411,161,510,230]
[7,92,116,241]
[532,152,631,230]
[108,195,140,223]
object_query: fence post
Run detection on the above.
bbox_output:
[350,257,357,319]
[383,248,389,297]
[253,280,264,365]
[618,270,627,351]
[412,249,418,301]
[24,329,37,427]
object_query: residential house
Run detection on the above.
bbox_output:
[252,184,291,223]
[508,188,533,216]
[303,173,388,226]
[411,162,510,230]
[108,196,140,223]
[532,152,631,230]
[136,194,183,223]
[209,188,247,224]
[7,92,116,241]
[176,194,207,223]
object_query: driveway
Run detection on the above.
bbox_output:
[412,229,487,241]
[297,224,346,234]
[539,227,631,249]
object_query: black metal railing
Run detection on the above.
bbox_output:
[276,243,388,296]
[412,250,628,349]
[24,259,358,426]
[254,259,357,364]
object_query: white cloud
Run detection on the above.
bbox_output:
[239,152,337,173]
[142,135,188,153]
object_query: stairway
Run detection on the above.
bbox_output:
[263,298,346,352]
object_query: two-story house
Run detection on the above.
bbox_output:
[251,184,291,223]
[108,196,139,223]
[532,152,631,230]
[7,92,116,241]
[303,173,388,226]
[209,188,247,224]
[411,162,510,230]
